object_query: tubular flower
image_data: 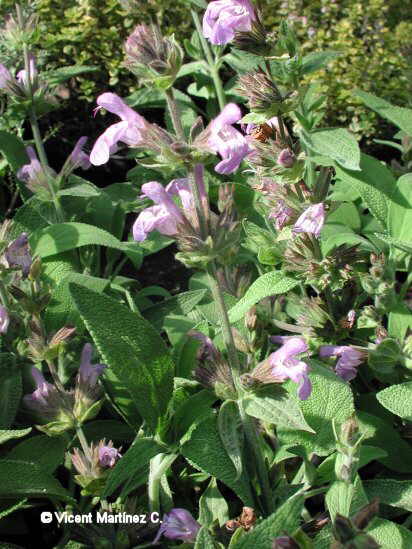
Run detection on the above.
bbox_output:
[203,0,256,45]
[16,55,37,88]
[269,200,295,231]
[67,136,91,172]
[0,306,10,334]
[98,442,122,468]
[90,93,149,166]
[293,203,325,238]
[17,146,45,188]
[4,232,33,278]
[195,103,251,174]
[0,63,12,89]
[132,179,197,242]
[319,345,366,381]
[153,508,201,543]
[269,336,312,400]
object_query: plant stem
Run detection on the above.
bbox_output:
[148,453,177,512]
[0,280,10,308]
[190,9,226,110]
[164,88,185,142]
[238,399,273,515]
[75,423,92,460]
[206,261,242,383]
[188,163,208,240]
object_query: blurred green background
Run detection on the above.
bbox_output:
[1,0,411,140]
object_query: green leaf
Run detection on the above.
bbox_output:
[199,477,229,527]
[368,518,412,549]
[81,420,135,444]
[0,429,31,445]
[233,496,304,549]
[322,232,377,256]
[0,460,74,502]
[69,284,175,431]
[242,386,315,433]
[45,272,109,331]
[44,64,98,85]
[143,290,207,330]
[377,382,412,420]
[103,438,164,497]
[355,90,412,136]
[30,222,134,258]
[6,435,66,473]
[301,51,340,75]
[302,128,360,171]
[334,154,396,227]
[0,357,22,429]
[364,479,412,512]
[228,271,298,324]
[195,527,216,549]
[0,498,28,520]
[374,234,412,255]
[325,476,367,522]
[357,411,412,473]
[278,362,354,456]
[240,112,267,124]
[181,415,254,506]
[218,401,244,480]
[0,131,28,172]
[316,445,387,484]
[388,174,412,244]
[388,301,412,340]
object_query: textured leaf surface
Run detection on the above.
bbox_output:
[218,401,244,479]
[368,518,412,548]
[233,496,304,549]
[143,289,207,330]
[335,154,396,226]
[377,382,412,420]
[103,438,164,497]
[45,272,109,331]
[195,527,216,549]
[356,90,412,136]
[364,479,412,512]
[30,222,138,258]
[228,271,298,324]
[6,435,66,473]
[303,128,361,170]
[199,477,229,527]
[388,174,412,244]
[0,460,74,502]
[70,284,174,431]
[181,415,254,505]
[0,131,28,171]
[0,429,31,445]
[243,386,314,432]
[0,357,22,429]
[357,412,412,473]
[278,362,354,455]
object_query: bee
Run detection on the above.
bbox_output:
[251,122,275,143]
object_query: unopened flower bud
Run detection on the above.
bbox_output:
[124,24,183,90]
[4,232,32,277]
[277,148,295,168]
[272,535,300,549]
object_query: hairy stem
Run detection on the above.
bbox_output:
[191,9,226,110]
[75,423,92,460]
[148,453,177,512]
[164,88,185,142]
[238,399,273,515]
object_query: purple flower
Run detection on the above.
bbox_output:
[269,336,312,400]
[269,200,294,230]
[90,93,148,166]
[153,508,201,543]
[5,232,32,278]
[78,343,107,388]
[17,56,37,88]
[189,330,220,362]
[17,146,44,186]
[203,0,256,45]
[0,306,10,334]
[0,63,12,89]
[277,148,295,168]
[98,444,122,468]
[23,367,57,410]
[132,179,192,242]
[68,136,91,171]
[293,203,325,238]
[207,103,251,174]
[319,345,366,381]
